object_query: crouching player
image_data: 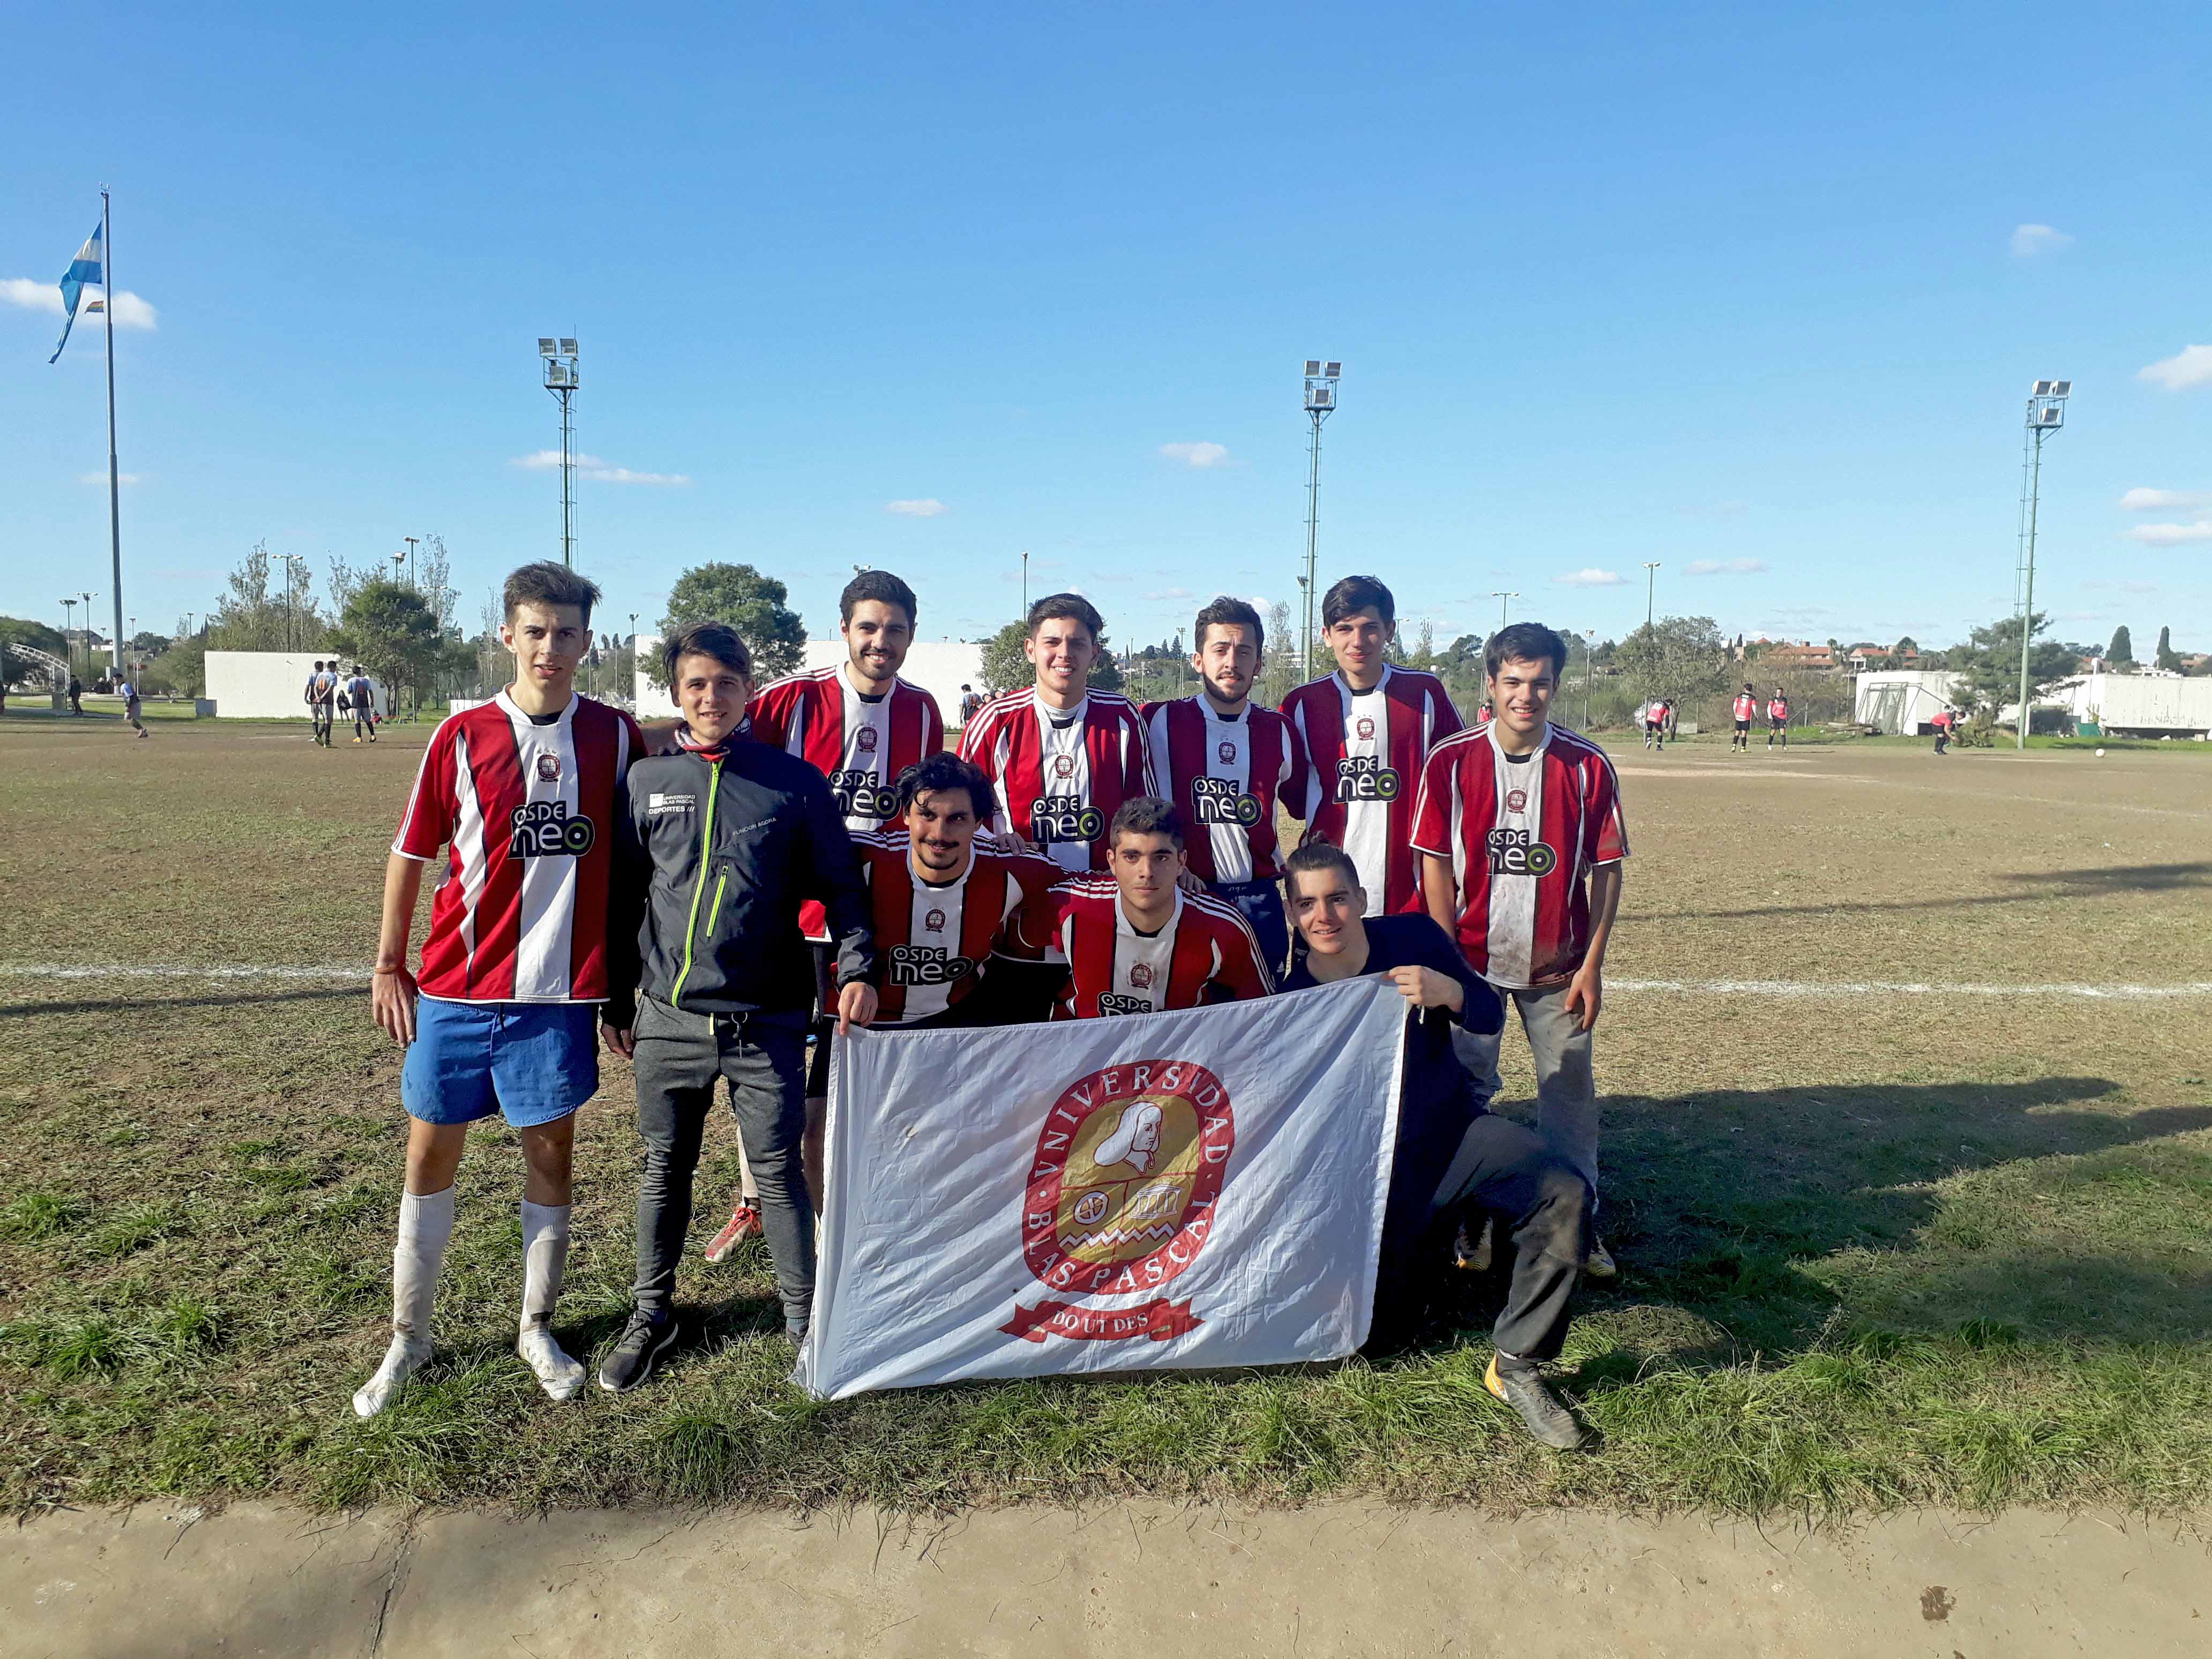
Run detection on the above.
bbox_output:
[356,562,645,1417]
[1012,797,1274,1018]
[1279,841,1593,1449]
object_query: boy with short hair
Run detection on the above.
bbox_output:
[1140,595,1307,972]
[1410,621,1627,1277]
[958,593,1149,876]
[120,674,148,739]
[1011,797,1273,1018]
[1766,687,1790,751]
[1281,575,1462,917]
[355,562,644,1418]
[348,666,377,743]
[1731,683,1757,752]
[600,621,877,1392]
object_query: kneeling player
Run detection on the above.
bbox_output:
[853,753,1064,1028]
[1280,841,1592,1449]
[1013,798,1274,1018]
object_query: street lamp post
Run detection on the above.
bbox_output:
[2014,379,2071,751]
[79,592,96,680]
[61,599,76,678]
[1642,563,1661,632]
[1584,629,1596,729]
[403,535,421,589]
[1300,360,1342,678]
[1021,550,1029,616]
[1491,591,1520,630]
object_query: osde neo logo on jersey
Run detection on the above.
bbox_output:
[509,800,595,859]
[1485,824,1557,876]
[831,768,899,821]
[889,944,975,987]
[1333,754,1399,803]
[1190,776,1262,827]
[1029,796,1104,845]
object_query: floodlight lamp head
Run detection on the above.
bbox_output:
[2047,379,2072,398]
[1322,361,1341,378]
[2031,378,2054,397]
[538,338,558,356]
[1304,359,1322,377]
[558,338,578,357]
[1305,385,1334,411]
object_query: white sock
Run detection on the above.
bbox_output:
[738,1145,758,1205]
[353,1185,455,1417]
[518,1200,584,1402]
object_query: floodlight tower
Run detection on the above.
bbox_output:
[1300,360,1342,677]
[539,337,580,567]
[1491,591,1520,629]
[2013,379,2071,750]
[61,598,77,678]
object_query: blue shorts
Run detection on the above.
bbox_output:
[1209,878,1290,983]
[401,999,601,1128]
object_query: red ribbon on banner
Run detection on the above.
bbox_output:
[999,1298,1202,1344]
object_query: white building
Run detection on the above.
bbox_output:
[2050,672,2212,738]
[1853,670,1963,735]
[204,652,392,719]
[634,638,987,726]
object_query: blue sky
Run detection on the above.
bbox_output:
[6,2,2210,659]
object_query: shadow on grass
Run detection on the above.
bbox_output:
[1422,1073,2212,1370]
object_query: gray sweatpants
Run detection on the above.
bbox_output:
[629,996,813,1333]
[1459,980,1600,1198]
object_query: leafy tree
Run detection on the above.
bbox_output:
[129,631,171,656]
[2156,625,2180,672]
[656,563,805,684]
[2106,625,2133,667]
[1614,615,1729,705]
[141,636,206,698]
[1257,601,1303,709]
[208,540,328,651]
[1894,634,1918,655]
[976,614,1123,696]
[1,616,72,692]
[1946,611,2078,713]
[326,580,445,712]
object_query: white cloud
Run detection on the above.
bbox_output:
[2009,223,2073,258]
[79,472,143,485]
[1,278,157,328]
[884,498,948,517]
[2126,521,2212,545]
[1142,586,1196,602]
[2119,487,2211,512]
[1158,441,1231,468]
[509,450,689,485]
[2138,344,2212,392]
[1555,569,1625,587]
[1684,558,1769,576]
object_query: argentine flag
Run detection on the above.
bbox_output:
[49,220,103,364]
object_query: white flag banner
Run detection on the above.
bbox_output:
[795,978,1407,1400]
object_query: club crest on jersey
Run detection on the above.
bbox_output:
[1505,787,1528,813]
[1128,961,1154,989]
[1355,717,1376,740]
[1002,1059,1231,1344]
[1053,754,1077,779]
[508,799,594,858]
[923,907,947,932]
[1190,775,1264,827]
[1486,824,1558,877]
[1028,797,1104,845]
[535,753,562,782]
[888,944,973,986]
[1333,754,1400,803]
[856,726,879,753]
[1216,739,1237,764]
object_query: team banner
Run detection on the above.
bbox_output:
[794,978,1407,1400]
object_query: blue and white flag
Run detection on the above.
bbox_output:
[49,220,103,364]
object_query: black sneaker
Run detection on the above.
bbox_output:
[597,1308,677,1393]
[1485,1354,1590,1449]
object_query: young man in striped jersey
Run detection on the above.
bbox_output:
[1011,798,1274,1019]
[1141,596,1307,974]
[1281,576,1463,918]
[1410,621,1627,1277]
[959,593,1150,878]
[357,562,646,1418]
[850,753,1064,1027]
[706,569,945,1257]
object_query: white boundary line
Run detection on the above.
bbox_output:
[3,963,2210,1000]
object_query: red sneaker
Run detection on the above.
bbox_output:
[704,1202,762,1263]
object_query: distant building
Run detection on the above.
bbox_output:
[1764,641,1839,672]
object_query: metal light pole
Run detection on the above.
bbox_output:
[538,338,579,567]
[2014,379,2071,750]
[61,599,76,678]
[1584,629,1596,729]
[1642,562,1661,632]
[1021,550,1029,615]
[403,535,420,589]
[1300,360,1341,678]
[79,591,96,678]
[1491,591,1520,629]
[392,550,407,589]
[282,555,308,653]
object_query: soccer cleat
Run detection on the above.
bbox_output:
[597,1308,677,1393]
[517,1324,586,1402]
[1452,1216,1494,1272]
[1583,1235,1618,1279]
[352,1334,432,1418]
[703,1202,762,1263]
[1485,1354,1589,1449]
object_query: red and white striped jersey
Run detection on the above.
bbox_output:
[1734,693,1757,721]
[392,691,646,1003]
[1767,698,1788,722]
[1409,724,1629,989]
[955,689,1150,875]
[1011,879,1274,1020]
[853,831,1062,1024]
[1139,697,1305,884]
[746,664,945,831]
[1281,667,1463,917]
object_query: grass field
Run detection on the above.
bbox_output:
[3,711,2209,1517]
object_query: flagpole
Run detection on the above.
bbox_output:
[102,187,125,683]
